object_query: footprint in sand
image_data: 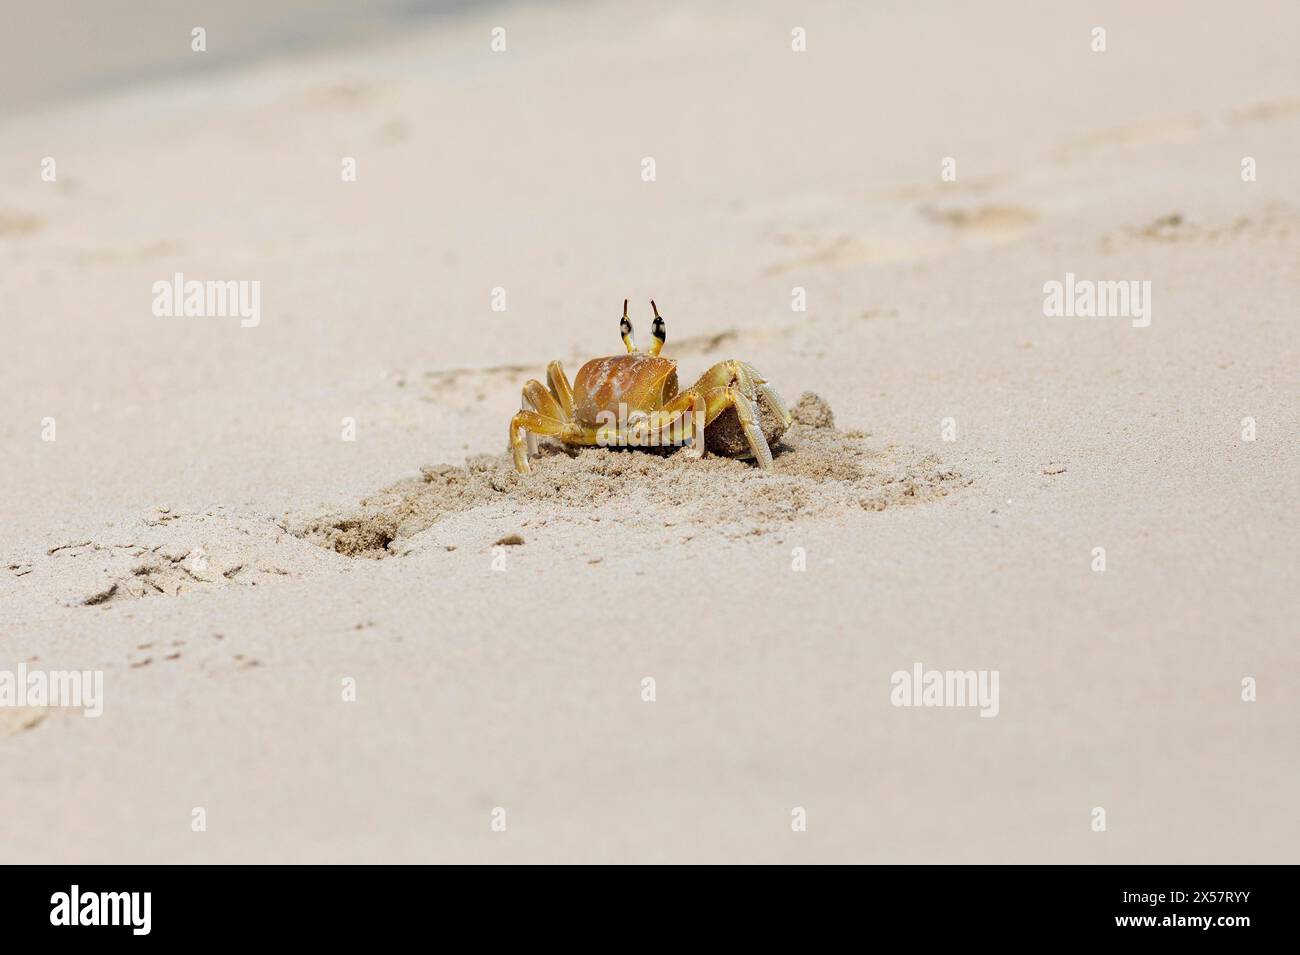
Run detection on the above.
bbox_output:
[1050,117,1204,163]
[916,203,1039,234]
[0,708,48,736]
[11,508,334,608]
[764,203,1039,275]
[0,210,44,238]
[303,81,380,110]
[1224,97,1300,126]
[1096,205,1299,253]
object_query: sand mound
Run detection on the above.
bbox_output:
[288,393,969,558]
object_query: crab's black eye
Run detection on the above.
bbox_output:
[649,299,666,348]
[619,299,638,352]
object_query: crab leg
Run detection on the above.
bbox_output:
[648,359,791,468]
[645,382,772,468]
[738,361,794,429]
[519,379,564,457]
[616,391,698,451]
[698,386,772,468]
[509,410,569,473]
[522,379,564,420]
[546,361,575,419]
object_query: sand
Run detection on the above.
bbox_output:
[286,393,964,558]
[1,0,1297,863]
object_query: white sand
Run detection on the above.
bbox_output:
[1,0,1297,862]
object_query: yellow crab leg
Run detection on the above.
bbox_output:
[643,382,772,468]
[509,410,565,473]
[739,361,793,429]
[546,360,575,419]
[522,379,564,420]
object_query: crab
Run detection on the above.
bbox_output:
[509,300,793,474]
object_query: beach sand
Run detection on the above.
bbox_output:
[1,0,1297,862]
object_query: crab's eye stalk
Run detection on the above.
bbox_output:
[649,300,666,356]
[619,298,638,353]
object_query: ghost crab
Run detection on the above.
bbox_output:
[509,300,793,474]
